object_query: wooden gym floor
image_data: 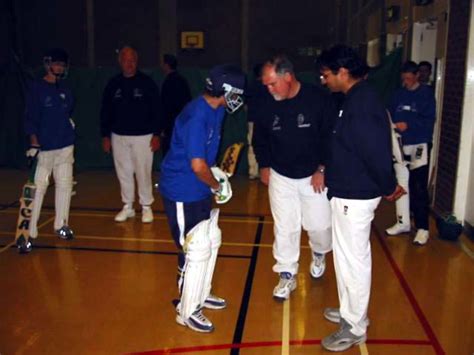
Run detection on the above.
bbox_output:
[0,169,472,355]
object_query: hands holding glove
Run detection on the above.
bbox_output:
[210,167,232,204]
[26,145,40,167]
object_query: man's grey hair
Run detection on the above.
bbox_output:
[266,54,294,76]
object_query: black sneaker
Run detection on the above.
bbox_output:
[16,235,33,254]
[56,226,74,240]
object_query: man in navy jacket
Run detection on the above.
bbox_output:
[316,45,404,352]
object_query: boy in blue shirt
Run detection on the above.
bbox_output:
[159,64,245,333]
[386,61,436,245]
[19,48,76,253]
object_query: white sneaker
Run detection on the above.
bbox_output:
[141,206,154,223]
[114,205,135,222]
[273,272,297,300]
[176,308,214,333]
[413,229,429,245]
[385,223,410,236]
[310,252,326,279]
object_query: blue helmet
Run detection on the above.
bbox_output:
[205,64,246,113]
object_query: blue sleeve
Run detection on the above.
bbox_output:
[24,81,40,136]
[184,113,207,162]
[410,90,436,133]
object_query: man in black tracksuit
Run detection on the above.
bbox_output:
[316,45,404,352]
[100,46,161,224]
[253,54,335,301]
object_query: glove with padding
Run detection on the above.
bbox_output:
[210,167,232,204]
[26,145,40,167]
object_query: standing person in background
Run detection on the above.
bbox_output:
[386,61,436,245]
[317,45,404,352]
[160,54,192,157]
[100,46,161,223]
[418,61,433,86]
[253,54,334,301]
[20,48,76,253]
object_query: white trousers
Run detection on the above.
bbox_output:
[269,169,332,275]
[30,145,74,238]
[247,122,259,177]
[111,133,154,206]
[330,196,381,336]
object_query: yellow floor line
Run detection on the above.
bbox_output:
[460,239,474,260]
[0,209,273,224]
[0,241,15,253]
[37,216,54,229]
[0,230,309,250]
[359,342,369,355]
[281,298,290,355]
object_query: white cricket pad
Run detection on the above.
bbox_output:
[393,162,410,227]
[179,218,212,320]
[200,208,222,306]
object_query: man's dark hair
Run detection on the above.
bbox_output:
[315,45,368,79]
[265,54,294,75]
[401,61,419,74]
[163,54,178,70]
[418,60,432,71]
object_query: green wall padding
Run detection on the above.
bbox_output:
[0,48,402,173]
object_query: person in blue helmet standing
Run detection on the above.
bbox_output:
[159,64,246,333]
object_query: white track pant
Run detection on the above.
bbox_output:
[30,145,74,238]
[393,162,410,227]
[330,196,381,336]
[269,169,332,275]
[247,122,259,177]
[111,133,154,206]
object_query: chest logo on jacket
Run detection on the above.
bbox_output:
[44,96,53,108]
[272,115,281,131]
[59,93,66,101]
[297,113,310,128]
[114,89,122,99]
[397,103,417,113]
[133,88,143,98]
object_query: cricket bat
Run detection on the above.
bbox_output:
[219,142,245,177]
[15,158,38,247]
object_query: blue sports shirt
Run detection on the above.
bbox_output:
[159,96,225,202]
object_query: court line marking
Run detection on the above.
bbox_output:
[373,226,445,355]
[128,338,432,354]
[282,299,290,355]
[0,243,251,259]
[0,209,274,224]
[359,342,369,355]
[0,230,306,250]
[231,216,265,355]
[0,216,54,254]
[459,238,474,260]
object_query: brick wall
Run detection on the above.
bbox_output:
[434,0,471,215]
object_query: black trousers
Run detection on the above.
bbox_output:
[409,144,432,230]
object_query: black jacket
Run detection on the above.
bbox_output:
[100,71,161,137]
[326,81,397,199]
[253,83,335,179]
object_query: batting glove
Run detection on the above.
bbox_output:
[210,167,232,204]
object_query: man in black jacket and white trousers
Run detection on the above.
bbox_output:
[253,54,335,301]
[101,46,162,223]
[316,45,405,352]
